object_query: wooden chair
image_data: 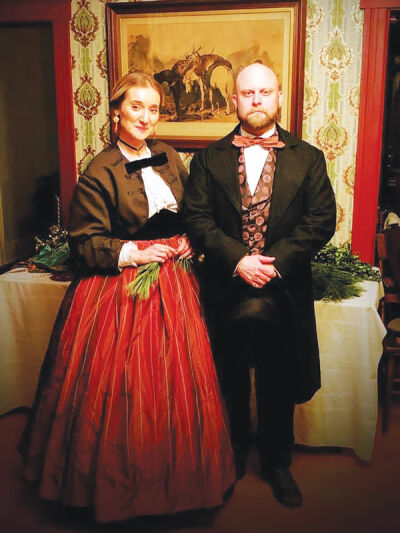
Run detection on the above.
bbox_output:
[376,229,400,432]
[376,232,400,324]
[381,323,400,433]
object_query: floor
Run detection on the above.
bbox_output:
[1,401,399,533]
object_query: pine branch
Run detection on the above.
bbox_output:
[126,262,161,300]
[312,262,365,302]
[174,257,193,273]
[125,257,193,300]
[314,243,381,282]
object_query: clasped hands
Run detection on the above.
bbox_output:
[135,235,193,265]
[236,254,277,289]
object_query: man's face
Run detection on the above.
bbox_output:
[233,65,283,135]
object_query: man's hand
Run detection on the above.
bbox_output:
[236,254,277,288]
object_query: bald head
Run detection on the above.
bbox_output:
[235,63,279,93]
[233,63,283,135]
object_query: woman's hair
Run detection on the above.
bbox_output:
[109,72,163,110]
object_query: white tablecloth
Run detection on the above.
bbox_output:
[294,280,386,461]
[0,269,70,414]
[0,271,386,461]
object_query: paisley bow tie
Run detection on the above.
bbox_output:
[125,152,168,173]
[232,134,285,149]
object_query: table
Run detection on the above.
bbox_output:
[294,280,386,461]
[0,270,386,461]
[0,268,70,414]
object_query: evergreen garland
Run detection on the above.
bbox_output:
[314,243,381,281]
[311,262,364,302]
[312,243,381,302]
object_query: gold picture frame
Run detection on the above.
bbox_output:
[106,0,306,149]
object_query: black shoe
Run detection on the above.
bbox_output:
[262,468,302,507]
[234,449,248,480]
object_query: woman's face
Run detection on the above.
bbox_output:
[116,85,160,144]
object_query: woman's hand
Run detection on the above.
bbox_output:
[175,235,194,259]
[135,243,175,265]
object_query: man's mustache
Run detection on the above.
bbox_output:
[246,109,270,118]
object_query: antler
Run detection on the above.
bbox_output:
[192,43,202,56]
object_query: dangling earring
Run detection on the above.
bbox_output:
[152,127,156,140]
[113,115,120,135]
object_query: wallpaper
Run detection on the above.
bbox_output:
[70,0,364,244]
[302,0,363,245]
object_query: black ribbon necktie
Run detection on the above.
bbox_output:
[125,152,168,173]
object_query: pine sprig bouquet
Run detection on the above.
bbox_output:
[126,257,192,300]
[312,243,381,302]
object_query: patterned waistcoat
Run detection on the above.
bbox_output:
[238,147,277,254]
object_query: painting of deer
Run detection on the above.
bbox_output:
[177,46,234,116]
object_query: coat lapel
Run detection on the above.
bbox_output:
[266,126,309,240]
[206,125,309,222]
[208,126,242,214]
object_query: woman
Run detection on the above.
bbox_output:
[20,72,235,523]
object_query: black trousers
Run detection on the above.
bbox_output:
[216,281,295,471]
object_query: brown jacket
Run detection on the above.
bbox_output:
[69,141,187,272]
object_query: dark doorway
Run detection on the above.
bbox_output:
[0,22,59,267]
[380,11,400,219]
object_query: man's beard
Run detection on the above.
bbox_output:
[238,107,281,132]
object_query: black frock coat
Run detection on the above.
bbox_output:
[181,124,336,404]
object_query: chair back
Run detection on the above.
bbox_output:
[376,229,400,323]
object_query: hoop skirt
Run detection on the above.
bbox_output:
[20,235,235,523]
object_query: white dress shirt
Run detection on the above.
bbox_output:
[240,125,276,196]
[117,145,178,268]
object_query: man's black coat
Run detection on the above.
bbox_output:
[181,124,336,404]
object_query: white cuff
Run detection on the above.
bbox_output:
[118,241,139,268]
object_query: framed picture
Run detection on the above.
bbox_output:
[106,0,306,149]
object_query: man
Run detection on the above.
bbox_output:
[181,63,336,507]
